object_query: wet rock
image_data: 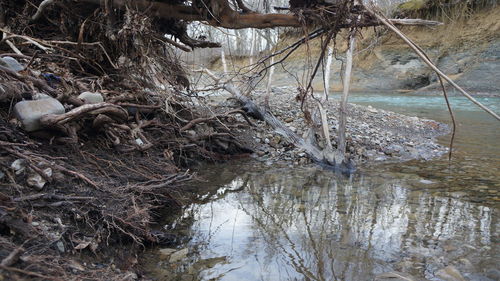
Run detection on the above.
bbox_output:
[435,265,466,281]
[485,269,500,280]
[78,92,104,104]
[0,56,24,72]
[13,98,65,132]
[169,248,189,263]
[159,248,177,258]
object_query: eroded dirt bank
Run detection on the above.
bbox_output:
[210,7,500,94]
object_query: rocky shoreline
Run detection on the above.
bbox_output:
[217,86,450,165]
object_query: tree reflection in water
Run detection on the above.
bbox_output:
[164,162,497,281]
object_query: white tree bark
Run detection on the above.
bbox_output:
[249,29,256,65]
[335,34,356,165]
[324,45,334,97]
[221,49,228,74]
[264,56,275,107]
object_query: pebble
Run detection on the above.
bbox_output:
[11,159,26,175]
[419,179,434,185]
[244,86,447,164]
[56,241,65,253]
[27,167,52,190]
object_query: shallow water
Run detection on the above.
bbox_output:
[144,93,500,281]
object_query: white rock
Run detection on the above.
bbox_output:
[78,92,104,104]
[13,98,65,132]
[11,159,26,175]
[419,179,434,185]
[27,168,52,190]
[367,105,378,113]
[0,56,24,72]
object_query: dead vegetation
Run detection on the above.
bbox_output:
[0,1,258,279]
[0,0,498,279]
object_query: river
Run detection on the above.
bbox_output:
[143,93,499,281]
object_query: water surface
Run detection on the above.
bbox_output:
[144,93,500,281]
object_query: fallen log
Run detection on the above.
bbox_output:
[198,69,355,173]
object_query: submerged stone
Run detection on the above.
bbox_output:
[13,98,65,132]
[435,265,466,281]
[169,248,189,263]
[159,248,177,258]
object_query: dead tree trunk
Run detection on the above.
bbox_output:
[198,69,354,173]
[221,49,228,74]
[334,32,356,166]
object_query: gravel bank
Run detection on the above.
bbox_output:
[219,86,449,165]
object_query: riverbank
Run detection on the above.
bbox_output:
[207,6,500,95]
[216,86,449,165]
[140,90,499,281]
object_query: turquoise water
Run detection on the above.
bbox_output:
[345,93,500,159]
[346,94,500,113]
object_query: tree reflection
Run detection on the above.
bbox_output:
[170,163,497,280]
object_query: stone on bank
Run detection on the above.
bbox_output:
[78,92,104,104]
[14,98,65,132]
[0,56,24,72]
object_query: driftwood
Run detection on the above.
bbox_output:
[334,31,356,166]
[198,69,355,172]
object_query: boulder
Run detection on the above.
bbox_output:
[0,56,24,72]
[78,92,104,104]
[13,98,65,132]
